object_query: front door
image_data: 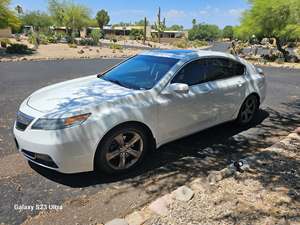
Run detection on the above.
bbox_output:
[157,59,219,143]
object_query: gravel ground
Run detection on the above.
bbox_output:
[146,133,300,225]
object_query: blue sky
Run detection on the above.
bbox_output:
[11,0,250,28]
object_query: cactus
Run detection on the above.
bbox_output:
[154,7,166,43]
[143,17,147,44]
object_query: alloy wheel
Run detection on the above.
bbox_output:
[240,96,257,124]
[105,131,144,170]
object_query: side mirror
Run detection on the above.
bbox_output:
[256,68,264,75]
[166,83,189,94]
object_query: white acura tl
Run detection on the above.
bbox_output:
[14,50,266,174]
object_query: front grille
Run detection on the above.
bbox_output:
[16,111,34,131]
[21,149,58,168]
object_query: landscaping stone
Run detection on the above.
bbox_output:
[294,127,300,135]
[105,218,128,225]
[148,196,170,216]
[171,186,194,202]
[125,211,148,225]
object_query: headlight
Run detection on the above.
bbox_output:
[31,113,91,130]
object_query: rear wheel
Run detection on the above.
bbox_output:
[236,95,259,126]
[94,124,149,174]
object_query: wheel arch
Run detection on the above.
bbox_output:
[234,92,261,119]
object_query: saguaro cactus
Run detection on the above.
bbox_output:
[143,17,147,44]
[154,7,166,43]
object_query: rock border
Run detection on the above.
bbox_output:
[105,127,300,225]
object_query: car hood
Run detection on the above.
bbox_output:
[27,75,136,114]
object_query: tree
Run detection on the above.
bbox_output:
[167,24,183,31]
[96,9,110,29]
[15,5,23,14]
[238,0,300,60]
[0,0,21,29]
[192,18,197,27]
[64,3,90,33]
[48,0,66,26]
[48,0,91,36]
[188,23,221,41]
[222,25,234,40]
[21,11,53,31]
[135,19,149,26]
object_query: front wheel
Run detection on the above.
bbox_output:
[236,95,259,126]
[94,125,149,174]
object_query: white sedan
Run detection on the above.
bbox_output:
[13,50,266,174]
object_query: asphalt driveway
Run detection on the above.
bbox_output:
[0,54,299,224]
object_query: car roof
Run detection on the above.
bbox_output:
[140,49,237,61]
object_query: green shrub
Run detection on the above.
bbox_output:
[129,29,143,40]
[6,44,33,54]
[79,38,96,46]
[191,40,208,48]
[38,34,49,45]
[0,39,11,48]
[109,43,123,50]
[48,35,58,44]
[173,39,189,48]
[90,29,102,45]
[68,43,77,48]
[28,32,39,47]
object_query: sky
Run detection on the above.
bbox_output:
[11,0,250,28]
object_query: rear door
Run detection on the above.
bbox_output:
[204,57,247,122]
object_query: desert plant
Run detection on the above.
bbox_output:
[28,32,39,48]
[129,29,143,40]
[191,40,208,48]
[38,33,49,45]
[90,29,101,45]
[109,43,123,50]
[68,43,77,48]
[173,39,189,48]
[0,38,11,48]
[6,43,32,54]
[79,38,95,46]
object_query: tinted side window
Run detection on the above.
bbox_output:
[233,61,245,75]
[171,60,207,86]
[205,58,230,81]
[205,58,245,81]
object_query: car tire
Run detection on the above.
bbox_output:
[236,94,259,126]
[94,124,149,174]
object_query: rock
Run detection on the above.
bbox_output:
[125,211,148,225]
[207,171,223,184]
[96,49,100,53]
[294,127,300,135]
[148,196,169,216]
[190,178,207,192]
[78,49,85,54]
[105,218,128,225]
[171,186,194,202]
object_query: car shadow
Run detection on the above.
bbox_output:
[29,109,269,188]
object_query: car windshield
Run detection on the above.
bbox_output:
[100,55,179,90]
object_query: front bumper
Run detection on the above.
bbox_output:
[13,115,97,174]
